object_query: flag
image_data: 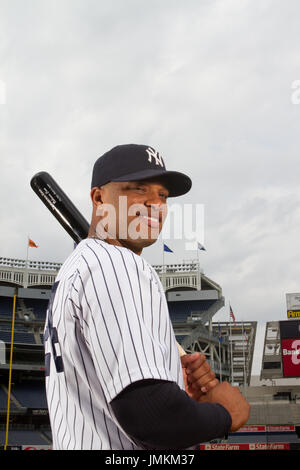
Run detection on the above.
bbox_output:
[229,304,236,326]
[28,238,38,248]
[197,242,206,251]
[243,328,248,342]
[163,244,173,253]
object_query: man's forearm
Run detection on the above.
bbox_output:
[111,379,232,450]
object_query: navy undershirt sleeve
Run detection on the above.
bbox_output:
[111,379,232,450]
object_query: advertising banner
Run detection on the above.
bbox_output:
[286,293,300,319]
[238,425,295,433]
[280,320,300,377]
[199,443,291,450]
[281,339,300,377]
[22,445,52,450]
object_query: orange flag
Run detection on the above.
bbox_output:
[28,238,39,248]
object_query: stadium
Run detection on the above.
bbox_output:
[0,254,300,451]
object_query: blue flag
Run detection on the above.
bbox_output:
[163,244,173,253]
[218,324,223,343]
[197,242,206,251]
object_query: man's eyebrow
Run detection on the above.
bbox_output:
[123,180,169,195]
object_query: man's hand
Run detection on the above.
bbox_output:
[198,381,251,432]
[181,353,219,400]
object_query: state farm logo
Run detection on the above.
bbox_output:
[249,443,289,450]
[282,339,300,365]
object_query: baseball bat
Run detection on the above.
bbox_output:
[30,171,186,356]
[30,171,90,244]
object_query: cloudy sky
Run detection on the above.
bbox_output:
[1,0,300,375]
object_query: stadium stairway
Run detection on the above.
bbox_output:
[34,330,43,345]
[41,427,52,444]
[0,384,23,410]
[17,298,36,321]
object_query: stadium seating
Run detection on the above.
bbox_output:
[175,334,186,344]
[0,385,17,410]
[11,382,48,409]
[227,429,300,444]
[0,322,30,332]
[0,330,36,344]
[227,433,300,443]
[0,297,13,317]
[168,299,216,323]
[0,429,49,445]
[0,295,48,346]
[21,298,48,320]
[0,296,48,321]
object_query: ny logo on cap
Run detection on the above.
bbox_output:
[146,147,164,168]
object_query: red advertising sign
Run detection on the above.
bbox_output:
[22,445,52,450]
[281,338,300,377]
[238,426,266,433]
[268,425,295,432]
[238,425,295,433]
[200,443,291,450]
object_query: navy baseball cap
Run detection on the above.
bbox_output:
[91,144,192,197]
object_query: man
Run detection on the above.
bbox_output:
[44,144,250,450]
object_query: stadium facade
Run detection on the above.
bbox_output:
[0,255,299,450]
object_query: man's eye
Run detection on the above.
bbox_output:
[125,185,142,191]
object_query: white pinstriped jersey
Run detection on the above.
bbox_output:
[44,238,184,450]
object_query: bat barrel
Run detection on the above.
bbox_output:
[30,171,90,244]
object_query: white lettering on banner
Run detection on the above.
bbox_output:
[249,443,290,450]
[283,348,300,356]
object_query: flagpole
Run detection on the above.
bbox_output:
[196,242,206,289]
[218,323,223,383]
[24,235,29,289]
[197,246,201,290]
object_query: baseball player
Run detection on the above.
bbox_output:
[44,144,250,450]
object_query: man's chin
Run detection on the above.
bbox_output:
[119,236,159,252]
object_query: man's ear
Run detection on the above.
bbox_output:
[90,187,103,206]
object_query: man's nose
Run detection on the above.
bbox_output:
[145,191,164,207]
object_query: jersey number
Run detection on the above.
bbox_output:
[44,281,64,376]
